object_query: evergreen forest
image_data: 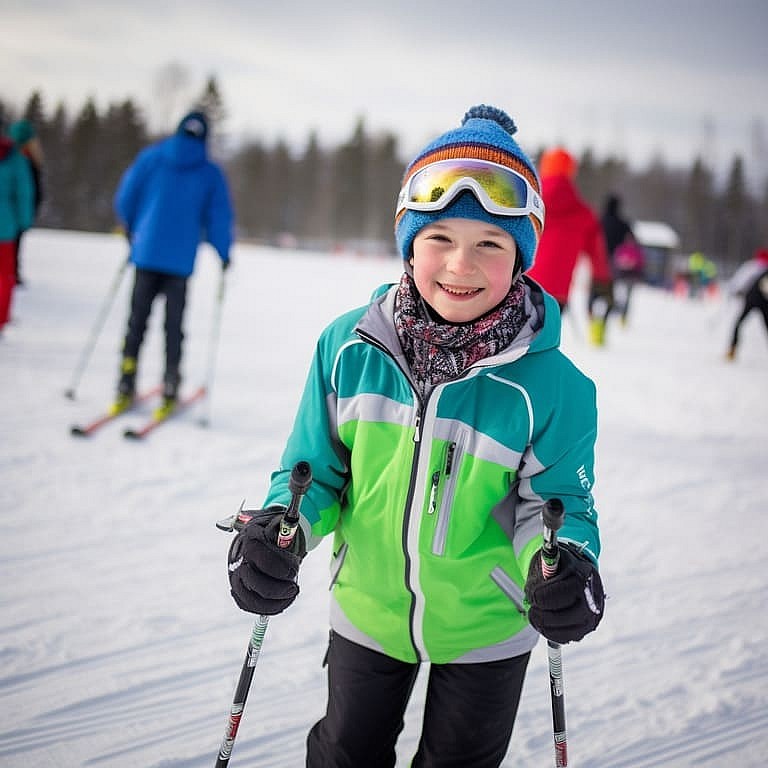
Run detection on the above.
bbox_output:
[3,79,766,275]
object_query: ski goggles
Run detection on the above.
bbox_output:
[396,158,544,226]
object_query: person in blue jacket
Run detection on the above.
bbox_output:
[226,105,604,767]
[112,110,233,413]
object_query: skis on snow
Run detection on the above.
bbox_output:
[123,386,207,440]
[69,385,206,439]
[70,386,163,437]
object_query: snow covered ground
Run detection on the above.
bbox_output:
[1,229,767,768]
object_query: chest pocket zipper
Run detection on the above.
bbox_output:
[427,471,440,514]
[431,430,468,556]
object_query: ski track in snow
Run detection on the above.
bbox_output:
[1,229,767,767]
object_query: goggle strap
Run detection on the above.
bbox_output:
[406,146,539,192]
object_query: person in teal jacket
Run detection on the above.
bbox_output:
[227,105,605,767]
[0,130,34,332]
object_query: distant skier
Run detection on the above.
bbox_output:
[112,110,233,415]
[527,147,613,345]
[725,247,768,361]
[601,194,644,326]
[225,106,605,767]
[8,119,44,287]
[0,125,34,334]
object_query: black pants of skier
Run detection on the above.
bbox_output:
[588,281,615,323]
[612,270,640,323]
[306,631,530,768]
[122,268,188,377]
[729,288,768,350]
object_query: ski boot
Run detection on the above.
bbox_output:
[588,317,606,346]
[153,369,181,420]
[109,357,137,415]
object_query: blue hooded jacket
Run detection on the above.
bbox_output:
[114,121,233,277]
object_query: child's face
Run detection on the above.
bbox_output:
[411,218,519,323]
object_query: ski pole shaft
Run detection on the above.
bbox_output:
[65,256,130,400]
[215,461,312,768]
[542,498,568,768]
[199,269,227,427]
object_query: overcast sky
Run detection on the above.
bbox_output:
[3,0,767,180]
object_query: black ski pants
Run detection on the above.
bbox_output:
[122,268,188,377]
[306,631,530,768]
[730,279,768,350]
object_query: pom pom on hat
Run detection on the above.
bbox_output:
[463,104,518,136]
[394,104,542,272]
[177,111,208,141]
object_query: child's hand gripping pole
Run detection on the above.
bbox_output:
[542,498,568,768]
[214,461,312,768]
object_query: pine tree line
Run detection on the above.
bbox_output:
[3,87,767,271]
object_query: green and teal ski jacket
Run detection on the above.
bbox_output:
[264,277,600,664]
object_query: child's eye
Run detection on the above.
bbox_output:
[478,240,502,248]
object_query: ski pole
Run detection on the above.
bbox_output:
[214,460,313,768]
[542,498,568,768]
[198,268,227,427]
[64,255,130,400]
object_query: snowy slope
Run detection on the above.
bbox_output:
[1,229,767,767]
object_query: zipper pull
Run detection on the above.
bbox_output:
[428,471,440,514]
[413,414,421,443]
[445,442,456,476]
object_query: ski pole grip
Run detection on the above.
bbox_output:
[288,460,313,495]
[277,461,313,549]
[541,498,565,579]
[542,498,565,535]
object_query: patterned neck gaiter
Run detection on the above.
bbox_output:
[393,272,529,398]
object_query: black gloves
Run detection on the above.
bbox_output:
[228,509,306,615]
[525,544,605,644]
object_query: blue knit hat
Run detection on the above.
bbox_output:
[395,105,542,272]
[177,111,208,141]
[9,119,35,145]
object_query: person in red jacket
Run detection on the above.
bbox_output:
[527,148,613,345]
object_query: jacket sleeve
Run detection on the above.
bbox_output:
[14,153,35,232]
[204,166,234,263]
[514,368,601,576]
[585,214,613,283]
[262,324,351,549]
[727,260,761,296]
[113,148,154,232]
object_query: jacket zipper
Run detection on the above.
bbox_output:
[355,327,426,659]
